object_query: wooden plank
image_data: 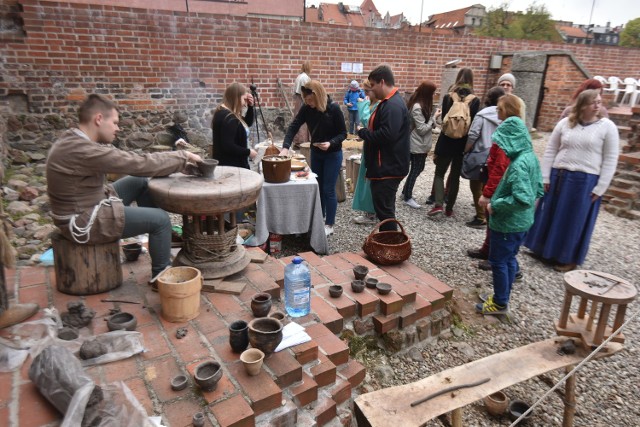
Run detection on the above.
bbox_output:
[201,277,246,295]
[201,278,223,293]
[248,247,269,264]
[354,338,622,427]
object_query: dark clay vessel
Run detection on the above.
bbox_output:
[351,280,365,293]
[228,320,249,353]
[365,278,378,289]
[106,312,137,331]
[353,265,369,280]
[248,317,283,358]
[329,285,343,298]
[250,293,272,317]
[194,361,223,392]
[122,243,142,262]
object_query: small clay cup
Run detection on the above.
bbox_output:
[240,348,265,376]
[365,277,378,289]
[329,285,343,298]
[248,317,283,358]
[484,391,509,416]
[107,312,137,331]
[376,282,392,295]
[197,159,219,179]
[122,242,142,262]
[194,360,223,392]
[353,265,369,281]
[170,374,188,391]
[269,311,287,324]
[192,412,205,427]
[250,292,272,318]
[351,280,365,293]
[229,320,249,353]
[508,400,532,423]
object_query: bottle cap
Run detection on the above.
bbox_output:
[293,256,303,264]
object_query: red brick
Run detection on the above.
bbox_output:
[194,308,227,334]
[329,377,351,404]
[144,356,185,403]
[316,264,350,285]
[0,371,13,405]
[290,372,318,407]
[299,251,326,267]
[340,252,378,270]
[377,290,404,316]
[264,349,302,387]
[18,383,60,426]
[338,359,366,388]
[323,254,354,271]
[414,294,433,319]
[413,281,446,310]
[399,306,418,328]
[291,340,319,365]
[416,272,454,299]
[0,405,10,427]
[17,285,49,311]
[314,395,337,426]
[206,293,245,319]
[308,330,349,366]
[343,285,378,318]
[389,280,417,303]
[186,360,236,404]
[372,313,399,334]
[104,357,139,383]
[138,323,172,360]
[18,267,46,287]
[245,268,280,298]
[379,264,413,282]
[210,394,255,427]
[317,285,357,319]
[163,398,210,427]
[310,356,336,387]
[227,362,282,415]
[124,377,154,416]
[311,295,343,334]
[260,257,286,282]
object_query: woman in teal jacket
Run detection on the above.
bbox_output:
[477,94,544,315]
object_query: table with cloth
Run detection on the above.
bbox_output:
[253,173,328,254]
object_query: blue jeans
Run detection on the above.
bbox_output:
[113,176,172,278]
[348,109,359,134]
[310,150,343,225]
[489,229,526,307]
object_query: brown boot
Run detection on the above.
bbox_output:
[0,303,40,329]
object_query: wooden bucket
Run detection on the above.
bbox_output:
[157,266,202,322]
[299,142,311,165]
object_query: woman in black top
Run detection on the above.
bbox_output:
[211,82,258,168]
[281,80,347,236]
[428,68,480,217]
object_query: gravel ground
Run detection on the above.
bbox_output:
[282,131,640,426]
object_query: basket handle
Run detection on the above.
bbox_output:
[367,218,407,237]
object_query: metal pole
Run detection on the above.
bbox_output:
[587,0,596,44]
[419,0,424,32]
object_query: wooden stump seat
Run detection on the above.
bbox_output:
[51,231,122,295]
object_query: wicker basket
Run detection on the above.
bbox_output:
[362,219,411,265]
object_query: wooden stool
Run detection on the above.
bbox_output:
[556,270,636,349]
[51,231,122,295]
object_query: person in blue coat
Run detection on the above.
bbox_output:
[344,80,365,134]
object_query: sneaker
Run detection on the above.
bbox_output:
[427,206,444,216]
[465,217,487,229]
[467,249,488,260]
[445,209,454,217]
[425,195,435,205]
[475,300,508,315]
[515,271,524,282]
[353,214,376,225]
[324,225,334,236]
[478,260,492,271]
[478,293,491,303]
[404,198,421,209]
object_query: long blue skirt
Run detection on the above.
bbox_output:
[524,169,601,265]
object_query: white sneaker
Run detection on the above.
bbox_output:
[353,214,376,224]
[324,225,334,236]
[404,198,421,209]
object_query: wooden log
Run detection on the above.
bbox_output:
[51,231,122,295]
[562,365,577,427]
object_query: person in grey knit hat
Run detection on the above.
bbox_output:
[497,73,526,122]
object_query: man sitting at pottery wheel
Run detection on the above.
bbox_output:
[46,94,202,287]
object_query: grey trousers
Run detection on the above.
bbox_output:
[113,176,172,278]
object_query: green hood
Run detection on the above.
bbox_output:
[492,116,532,158]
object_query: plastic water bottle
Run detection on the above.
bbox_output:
[284,256,311,317]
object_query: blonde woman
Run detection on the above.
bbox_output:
[212,82,257,169]
[281,80,347,236]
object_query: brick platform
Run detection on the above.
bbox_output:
[0,248,452,427]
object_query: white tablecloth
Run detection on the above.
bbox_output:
[253,174,328,254]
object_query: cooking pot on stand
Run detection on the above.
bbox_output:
[262,155,291,183]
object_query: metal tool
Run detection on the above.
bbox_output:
[410,377,490,407]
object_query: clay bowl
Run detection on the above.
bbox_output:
[484,391,509,416]
[194,360,223,392]
[329,285,343,298]
[240,348,265,376]
[269,311,287,324]
[351,280,365,293]
[353,265,369,281]
[250,292,273,318]
[106,312,137,331]
[170,374,188,391]
[376,282,392,295]
[122,242,142,262]
[197,159,219,179]
[508,400,532,423]
[57,326,79,341]
[248,318,283,358]
[365,277,378,289]
[192,412,205,427]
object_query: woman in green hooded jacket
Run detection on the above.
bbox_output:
[477,94,544,315]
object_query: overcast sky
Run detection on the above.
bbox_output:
[306,1,639,27]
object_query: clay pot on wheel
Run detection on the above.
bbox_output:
[197,159,219,179]
[484,391,509,416]
[194,360,223,392]
[248,317,283,358]
[250,293,272,317]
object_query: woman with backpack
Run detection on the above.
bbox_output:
[401,80,437,209]
[428,68,480,218]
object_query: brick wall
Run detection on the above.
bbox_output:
[2,0,640,131]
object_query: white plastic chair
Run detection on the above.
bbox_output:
[632,78,640,107]
[619,78,638,105]
[602,76,622,101]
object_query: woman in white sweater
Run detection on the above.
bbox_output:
[524,89,619,271]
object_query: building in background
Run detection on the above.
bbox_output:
[305,1,407,29]
[423,4,486,34]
